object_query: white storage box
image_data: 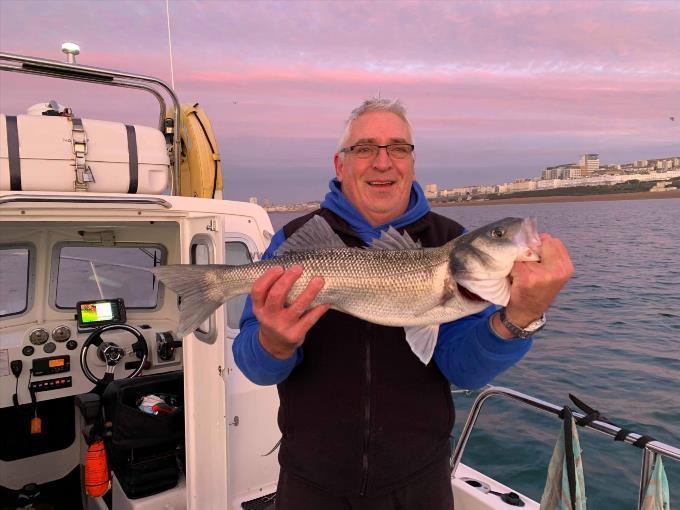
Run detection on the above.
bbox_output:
[0,114,170,194]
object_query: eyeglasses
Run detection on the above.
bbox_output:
[339,143,415,160]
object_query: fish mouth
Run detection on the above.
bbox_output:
[517,217,542,261]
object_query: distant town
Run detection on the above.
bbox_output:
[254,154,680,212]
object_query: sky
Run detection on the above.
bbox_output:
[1,0,679,203]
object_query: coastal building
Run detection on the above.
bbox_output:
[542,164,584,180]
[431,157,680,201]
[657,159,674,170]
[436,183,495,200]
[366,153,680,204]
[424,184,439,198]
[496,179,537,194]
[535,169,680,192]
[506,179,537,193]
[264,200,320,212]
[579,154,600,175]
[598,164,622,175]
[540,154,679,183]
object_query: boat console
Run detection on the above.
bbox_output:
[1,317,180,409]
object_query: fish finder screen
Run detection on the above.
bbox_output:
[76,298,126,328]
[81,302,113,323]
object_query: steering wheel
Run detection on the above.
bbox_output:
[79,324,149,384]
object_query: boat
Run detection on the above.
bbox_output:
[1,47,678,510]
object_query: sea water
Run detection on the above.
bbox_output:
[271,197,680,509]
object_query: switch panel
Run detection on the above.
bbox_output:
[30,376,72,393]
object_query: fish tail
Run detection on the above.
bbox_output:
[152,265,238,337]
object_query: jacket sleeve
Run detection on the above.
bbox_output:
[434,305,532,390]
[232,229,304,386]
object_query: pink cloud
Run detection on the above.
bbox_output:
[2,0,678,200]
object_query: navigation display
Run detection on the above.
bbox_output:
[81,302,113,323]
[76,298,126,329]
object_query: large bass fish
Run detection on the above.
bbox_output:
[152,215,541,363]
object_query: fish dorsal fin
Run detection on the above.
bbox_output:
[369,226,422,250]
[274,215,347,256]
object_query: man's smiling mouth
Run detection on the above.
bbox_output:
[367,180,395,187]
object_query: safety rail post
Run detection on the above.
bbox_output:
[637,449,655,510]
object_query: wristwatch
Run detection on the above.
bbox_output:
[499,308,546,339]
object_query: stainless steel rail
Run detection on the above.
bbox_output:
[451,386,679,509]
[0,193,172,209]
[0,52,181,195]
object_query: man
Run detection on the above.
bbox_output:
[233,98,573,509]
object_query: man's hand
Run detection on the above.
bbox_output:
[252,265,330,360]
[492,233,574,338]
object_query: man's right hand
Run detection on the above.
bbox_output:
[251,265,330,360]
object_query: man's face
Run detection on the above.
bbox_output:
[334,111,415,227]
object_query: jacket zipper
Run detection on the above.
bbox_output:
[360,326,372,496]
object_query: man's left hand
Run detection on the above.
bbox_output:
[493,233,574,338]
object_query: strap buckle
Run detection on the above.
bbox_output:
[71,118,95,191]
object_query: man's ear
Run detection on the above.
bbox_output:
[334,152,344,181]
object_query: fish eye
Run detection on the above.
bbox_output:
[490,227,505,238]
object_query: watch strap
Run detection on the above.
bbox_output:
[499,308,546,339]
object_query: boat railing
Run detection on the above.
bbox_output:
[451,386,680,510]
[0,51,181,194]
[0,193,172,209]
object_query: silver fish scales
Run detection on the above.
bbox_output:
[152,215,541,363]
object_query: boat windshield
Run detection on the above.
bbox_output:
[54,245,163,309]
[0,246,30,317]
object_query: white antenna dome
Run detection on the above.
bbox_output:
[61,42,80,63]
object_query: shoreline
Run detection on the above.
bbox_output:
[430,189,680,207]
[268,190,680,214]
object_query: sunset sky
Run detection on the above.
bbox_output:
[1,0,678,203]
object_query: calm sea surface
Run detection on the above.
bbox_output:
[271,198,680,509]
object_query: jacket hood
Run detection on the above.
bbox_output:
[320,178,430,244]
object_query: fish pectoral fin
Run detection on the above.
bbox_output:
[368,226,422,250]
[404,325,440,365]
[274,215,347,256]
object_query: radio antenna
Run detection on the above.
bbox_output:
[165,0,176,90]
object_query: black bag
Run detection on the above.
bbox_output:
[102,372,185,499]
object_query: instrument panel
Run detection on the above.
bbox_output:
[0,318,181,409]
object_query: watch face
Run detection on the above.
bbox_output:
[526,315,546,332]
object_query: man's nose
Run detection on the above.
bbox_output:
[373,147,392,170]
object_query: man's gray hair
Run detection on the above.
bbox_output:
[337,98,413,153]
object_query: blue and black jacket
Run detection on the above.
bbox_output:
[232,178,532,496]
